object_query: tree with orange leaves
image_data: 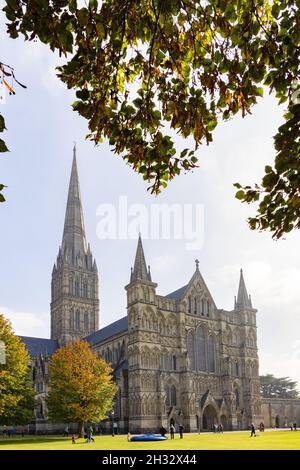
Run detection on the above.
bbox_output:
[47,339,117,438]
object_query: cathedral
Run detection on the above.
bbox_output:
[19,148,299,434]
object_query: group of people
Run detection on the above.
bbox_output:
[1,427,26,437]
[160,423,185,439]
[290,422,297,431]
[68,426,95,444]
[211,424,224,433]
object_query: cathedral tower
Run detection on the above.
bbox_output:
[228,269,262,428]
[125,235,161,433]
[50,146,99,345]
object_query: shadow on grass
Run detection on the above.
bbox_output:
[0,436,76,446]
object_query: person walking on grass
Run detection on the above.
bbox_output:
[71,434,76,444]
[170,424,175,440]
[179,424,184,439]
[89,426,95,442]
[250,423,256,437]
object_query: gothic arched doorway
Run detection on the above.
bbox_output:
[202,405,218,431]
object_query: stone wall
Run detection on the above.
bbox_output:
[262,398,300,428]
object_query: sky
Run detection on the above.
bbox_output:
[1,15,300,388]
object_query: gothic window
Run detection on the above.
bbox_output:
[69,309,74,329]
[194,298,197,314]
[164,354,169,370]
[170,385,176,406]
[235,361,239,376]
[207,301,210,317]
[173,355,177,371]
[233,331,238,345]
[188,297,191,313]
[201,299,205,316]
[234,388,240,408]
[83,282,88,298]
[196,326,206,371]
[187,331,196,370]
[208,335,215,372]
[75,279,80,297]
[69,278,73,295]
[75,309,80,330]
[84,312,89,330]
[165,385,177,407]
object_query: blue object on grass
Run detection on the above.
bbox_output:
[130,434,168,442]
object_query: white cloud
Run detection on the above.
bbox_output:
[0,306,49,338]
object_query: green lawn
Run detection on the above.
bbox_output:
[0,430,299,450]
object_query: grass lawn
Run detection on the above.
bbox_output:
[0,430,299,450]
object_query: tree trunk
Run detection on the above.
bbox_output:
[78,423,85,438]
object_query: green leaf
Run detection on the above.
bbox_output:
[0,138,9,152]
[77,8,89,27]
[256,87,264,97]
[235,190,245,200]
[89,0,98,9]
[0,114,6,132]
[96,22,105,39]
[76,89,90,101]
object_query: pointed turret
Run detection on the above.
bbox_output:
[235,269,252,309]
[61,144,87,261]
[130,234,152,282]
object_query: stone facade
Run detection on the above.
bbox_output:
[91,242,262,433]
[19,148,300,434]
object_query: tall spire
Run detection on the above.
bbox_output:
[235,269,252,309]
[51,145,99,344]
[130,234,152,282]
[62,144,87,259]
